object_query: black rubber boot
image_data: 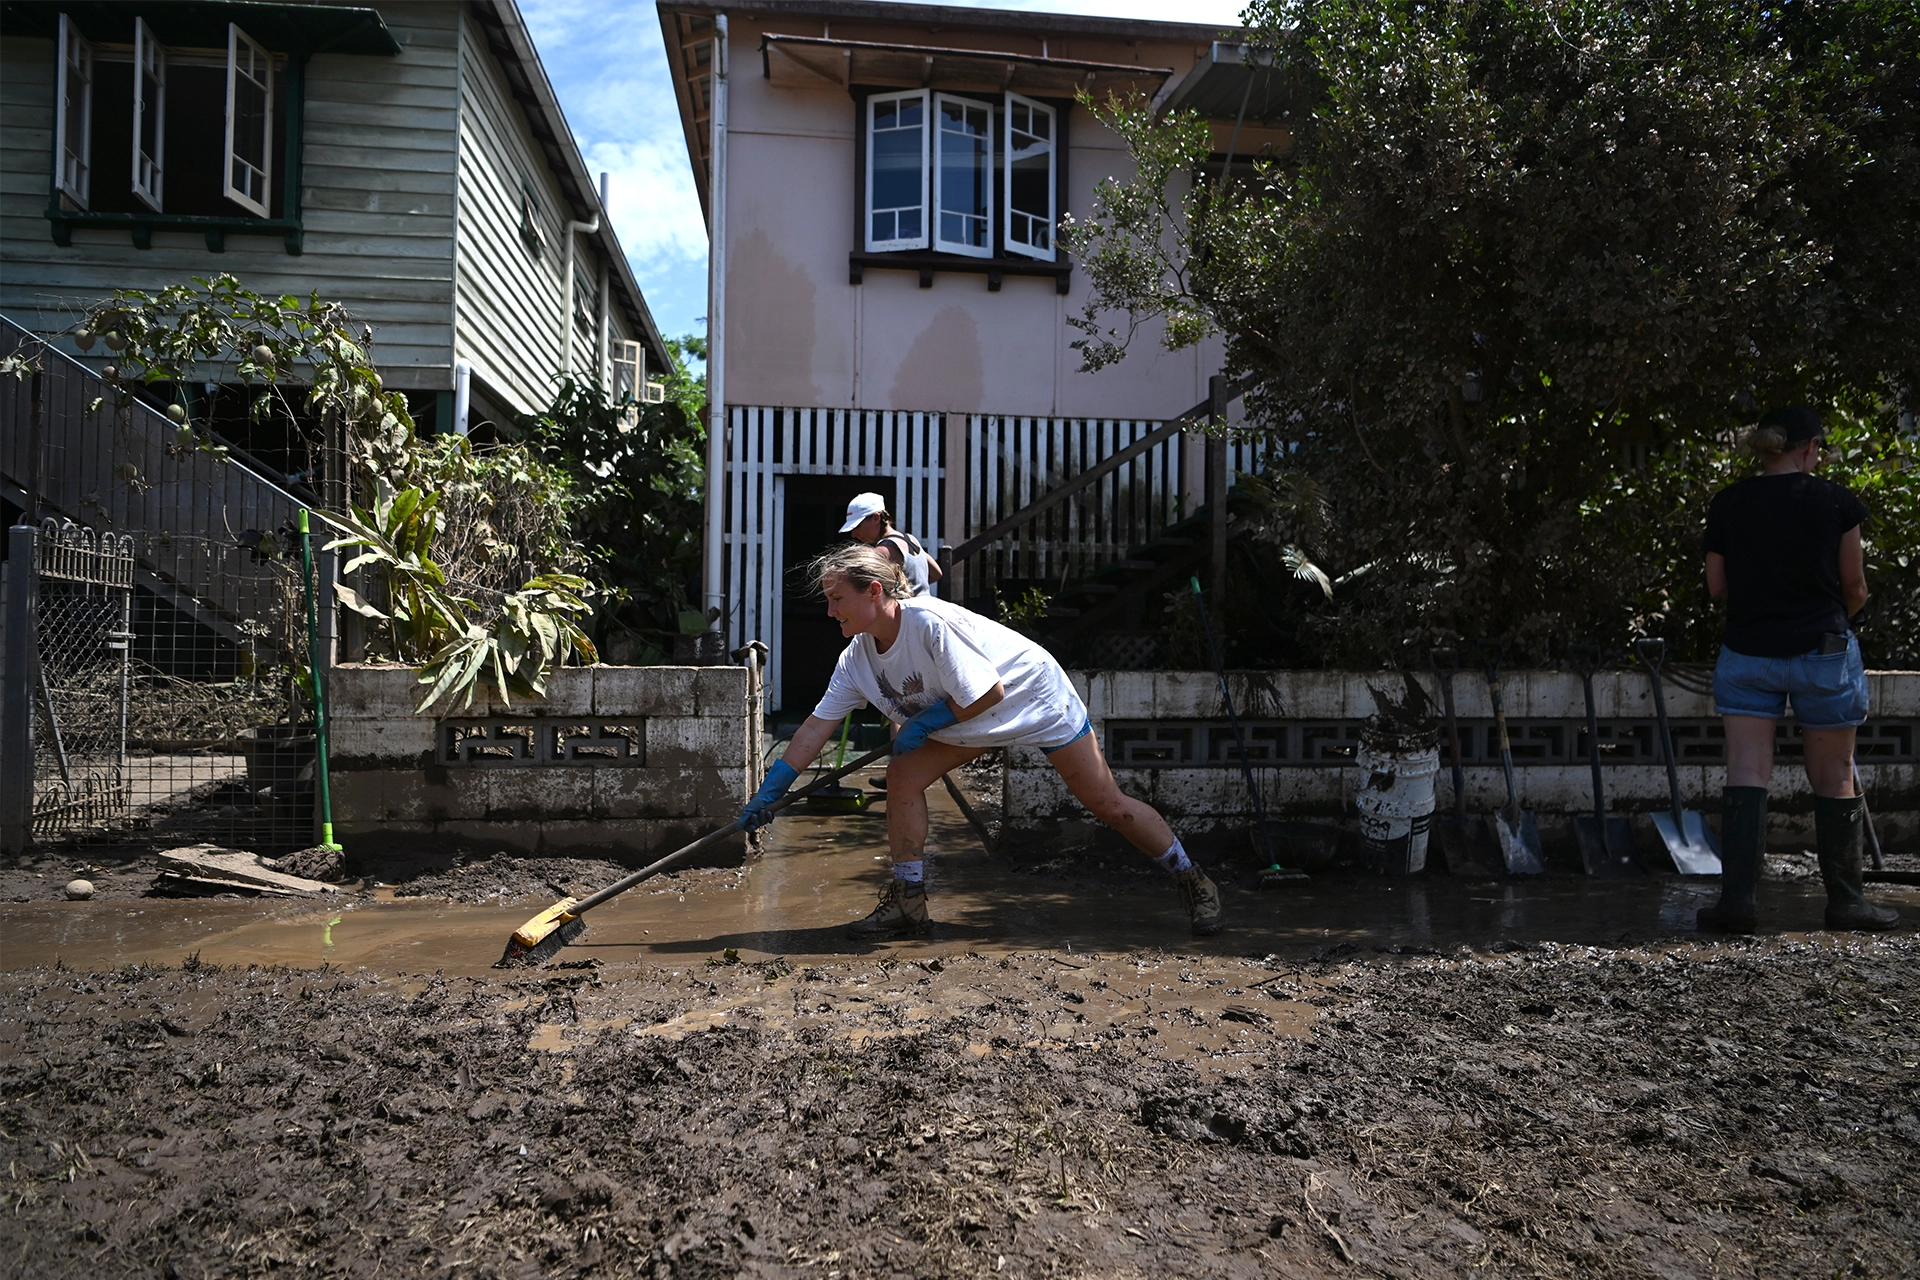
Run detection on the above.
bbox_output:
[1815,795,1899,931]
[1698,785,1767,934]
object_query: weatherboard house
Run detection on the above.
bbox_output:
[659,0,1290,710]
[1,0,668,442]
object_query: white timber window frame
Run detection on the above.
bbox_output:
[55,14,93,208]
[131,17,166,211]
[611,339,645,430]
[223,23,274,216]
[864,89,929,252]
[932,93,992,259]
[1002,92,1055,262]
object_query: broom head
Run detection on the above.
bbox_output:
[497,897,586,967]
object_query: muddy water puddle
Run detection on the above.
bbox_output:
[3,783,1911,980]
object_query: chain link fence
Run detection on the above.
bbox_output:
[5,522,320,858]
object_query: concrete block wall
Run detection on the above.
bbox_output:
[328,664,753,862]
[1005,670,1920,847]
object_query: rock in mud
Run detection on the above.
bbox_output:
[62,879,92,900]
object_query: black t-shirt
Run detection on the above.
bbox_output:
[1703,473,1867,658]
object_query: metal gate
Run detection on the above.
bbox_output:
[26,520,133,839]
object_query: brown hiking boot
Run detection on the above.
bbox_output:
[847,880,932,940]
[1175,867,1224,936]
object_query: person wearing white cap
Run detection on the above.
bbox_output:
[840,492,941,597]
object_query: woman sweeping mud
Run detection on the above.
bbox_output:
[738,545,1224,939]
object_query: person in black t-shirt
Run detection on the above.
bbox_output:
[1698,405,1897,933]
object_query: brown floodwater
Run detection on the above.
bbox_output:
[1,786,1910,979]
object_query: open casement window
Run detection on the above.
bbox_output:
[933,94,992,259]
[132,18,166,211]
[611,339,645,430]
[55,15,93,208]
[865,90,929,252]
[1003,93,1055,262]
[223,24,274,216]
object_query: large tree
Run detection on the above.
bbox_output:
[1067,0,1919,666]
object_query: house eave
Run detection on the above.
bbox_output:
[470,0,669,370]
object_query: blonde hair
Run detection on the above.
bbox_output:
[811,543,913,600]
[1744,424,1790,462]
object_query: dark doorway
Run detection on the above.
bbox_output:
[781,475,893,714]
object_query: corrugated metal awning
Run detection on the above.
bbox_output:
[762,33,1171,96]
[2,1,402,56]
[1153,42,1303,122]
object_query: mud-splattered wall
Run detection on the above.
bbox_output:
[326,664,751,863]
[1005,670,1920,848]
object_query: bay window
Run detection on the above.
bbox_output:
[32,5,420,254]
[857,87,1066,286]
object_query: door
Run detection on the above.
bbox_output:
[780,475,894,715]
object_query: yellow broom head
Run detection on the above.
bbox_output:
[497,897,584,966]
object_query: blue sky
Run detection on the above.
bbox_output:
[519,0,1250,348]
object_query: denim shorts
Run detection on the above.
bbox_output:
[1713,635,1868,730]
[1040,716,1094,754]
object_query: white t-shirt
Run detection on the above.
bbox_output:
[813,597,1088,750]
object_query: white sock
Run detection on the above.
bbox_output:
[894,859,925,889]
[1154,839,1193,874]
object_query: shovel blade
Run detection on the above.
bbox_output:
[1652,810,1722,876]
[1487,810,1546,877]
[1574,816,1647,878]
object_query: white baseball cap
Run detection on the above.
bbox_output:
[839,492,887,533]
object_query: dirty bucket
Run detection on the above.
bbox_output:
[1355,729,1440,875]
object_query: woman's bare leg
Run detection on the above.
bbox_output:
[1800,727,1857,798]
[1723,715,1778,789]
[1045,733,1176,858]
[884,742,990,864]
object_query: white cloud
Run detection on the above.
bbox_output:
[521,0,1254,337]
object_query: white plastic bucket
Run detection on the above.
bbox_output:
[1355,733,1440,875]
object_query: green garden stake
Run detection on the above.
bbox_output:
[297,510,342,853]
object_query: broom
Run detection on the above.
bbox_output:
[804,715,870,813]
[498,743,891,965]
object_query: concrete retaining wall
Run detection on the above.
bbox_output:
[1006,670,1920,847]
[327,664,753,861]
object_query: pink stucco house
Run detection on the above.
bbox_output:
[660,0,1287,707]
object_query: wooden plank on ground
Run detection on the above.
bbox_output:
[156,846,333,895]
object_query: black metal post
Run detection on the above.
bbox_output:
[1,525,39,856]
[1207,374,1229,612]
[26,369,43,524]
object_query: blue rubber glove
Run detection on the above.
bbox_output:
[893,701,959,755]
[739,760,799,831]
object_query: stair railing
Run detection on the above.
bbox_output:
[941,376,1250,593]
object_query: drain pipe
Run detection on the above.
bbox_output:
[561,192,602,378]
[597,172,612,387]
[452,358,471,436]
[703,14,730,630]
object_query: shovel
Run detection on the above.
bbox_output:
[1569,644,1643,877]
[1478,640,1545,876]
[1430,648,1502,878]
[1634,637,1722,875]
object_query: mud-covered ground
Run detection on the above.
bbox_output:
[4,933,1917,1279]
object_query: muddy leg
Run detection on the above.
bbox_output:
[1043,732,1175,857]
[884,742,990,865]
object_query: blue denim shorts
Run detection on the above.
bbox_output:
[1040,716,1094,754]
[1713,635,1868,730]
